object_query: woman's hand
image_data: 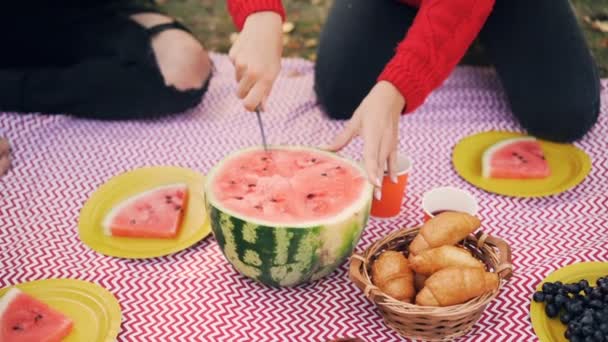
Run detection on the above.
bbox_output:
[229,11,283,111]
[324,81,405,200]
[0,137,11,177]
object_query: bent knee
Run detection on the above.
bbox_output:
[314,64,370,120]
[517,97,599,142]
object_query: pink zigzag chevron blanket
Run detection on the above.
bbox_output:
[1,54,607,341]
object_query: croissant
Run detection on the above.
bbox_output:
[371,251,415,302]
[409,245,484,276]
[409,212,480,256]
[415,267,499,306]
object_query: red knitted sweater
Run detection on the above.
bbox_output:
[227,0,495,113]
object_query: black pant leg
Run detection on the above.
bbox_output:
[0,8,207,120]
[314,0,417,120]
[478,0,600,142]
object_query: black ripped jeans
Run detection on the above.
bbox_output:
[0,2,209,120]
[314,0,600,142]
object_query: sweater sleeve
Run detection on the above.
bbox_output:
[378,0,495,113]
[227,0,286,31]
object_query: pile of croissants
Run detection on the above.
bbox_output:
[371,212,499,307]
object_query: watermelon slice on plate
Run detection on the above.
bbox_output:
[103,183,189,238]
[482,137,550,179]
[0,288,73,342]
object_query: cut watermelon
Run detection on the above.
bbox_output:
[103,183,189,238]
[482,137,550,179]
[205,146,373,287]
[0,288,73,342]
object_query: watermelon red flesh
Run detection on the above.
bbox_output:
[103,183,189,238]
[0,288,73,342]
[205,146,373,287]
[213,149,365,224]
[482,137,550,179]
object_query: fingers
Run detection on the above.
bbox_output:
[0,138,9,155]
[323,113,362,152]
[362,125,382,198]
[388,148,398,184]
[243,80,270,112]
[236,73,256,99]
[0,138,11,177]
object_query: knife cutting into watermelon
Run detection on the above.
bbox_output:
[103,183,189,238]
[482,137,550,179]
[0,288,73,342]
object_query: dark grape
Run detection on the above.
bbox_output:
[594,310,605,323]
[581,314,595,325]
[590,299,604,310]
[570,336,582,342]
[533,291,545,302]
[565,328,572,339]
[546,303,560,318]
[591,288,604,300]
[581,324,594,336]
[561,312,572,324]
[571,301,585,314]
[543,282,558,294]
[594,331,605,341]
[600,323,608,333]
[580,280,590,288]
[545,294,555,304]
[555,294,568,307]
[566,284,582,294]
[556,281,564,287]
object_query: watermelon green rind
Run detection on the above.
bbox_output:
[481,137,537,178]
[205,146,373,287]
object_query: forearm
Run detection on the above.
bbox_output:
[227,0,286,30]
[378,0,495,113]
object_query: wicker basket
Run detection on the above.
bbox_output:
[349,226,513,341]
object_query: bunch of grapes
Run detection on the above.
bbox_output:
[533,276,608,341]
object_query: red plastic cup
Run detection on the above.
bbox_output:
[421,186,478,222]
[370,154,413,218]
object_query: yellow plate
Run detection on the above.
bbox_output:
[79,166,211,259]
[0,278,122,342]
[530,262,608,342]
[453,131,591,197]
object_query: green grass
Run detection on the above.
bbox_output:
[159,0,607,76]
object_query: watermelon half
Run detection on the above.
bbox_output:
[205,146,373,287]
[103,183,189,238]
[482,137,550,179]
[0,288,73,342]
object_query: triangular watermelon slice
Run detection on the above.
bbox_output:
[482,137,550,179]
[103,183,189,238]
[0,288,73,342]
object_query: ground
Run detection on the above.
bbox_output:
[159,0,607,76]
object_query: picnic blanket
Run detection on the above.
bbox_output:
[1,53,607,341]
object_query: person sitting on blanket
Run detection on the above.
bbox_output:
[0,1,211,120]
[226,0,600,196]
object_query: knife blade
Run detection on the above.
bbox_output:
[254,105,269,151]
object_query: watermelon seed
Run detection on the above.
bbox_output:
[261,157,268,161]
[307,193,315,199]
[130,219,136,225]
[229,180,236,185]
[235,196,244,200]
[248,184,255,188]
[174,205,182,211]
[12,325,23,331]
[254,205,262,210]
[311,158,317,162]
[321,173,327,176]
[263,168,268,171]
[35,314,43,322]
